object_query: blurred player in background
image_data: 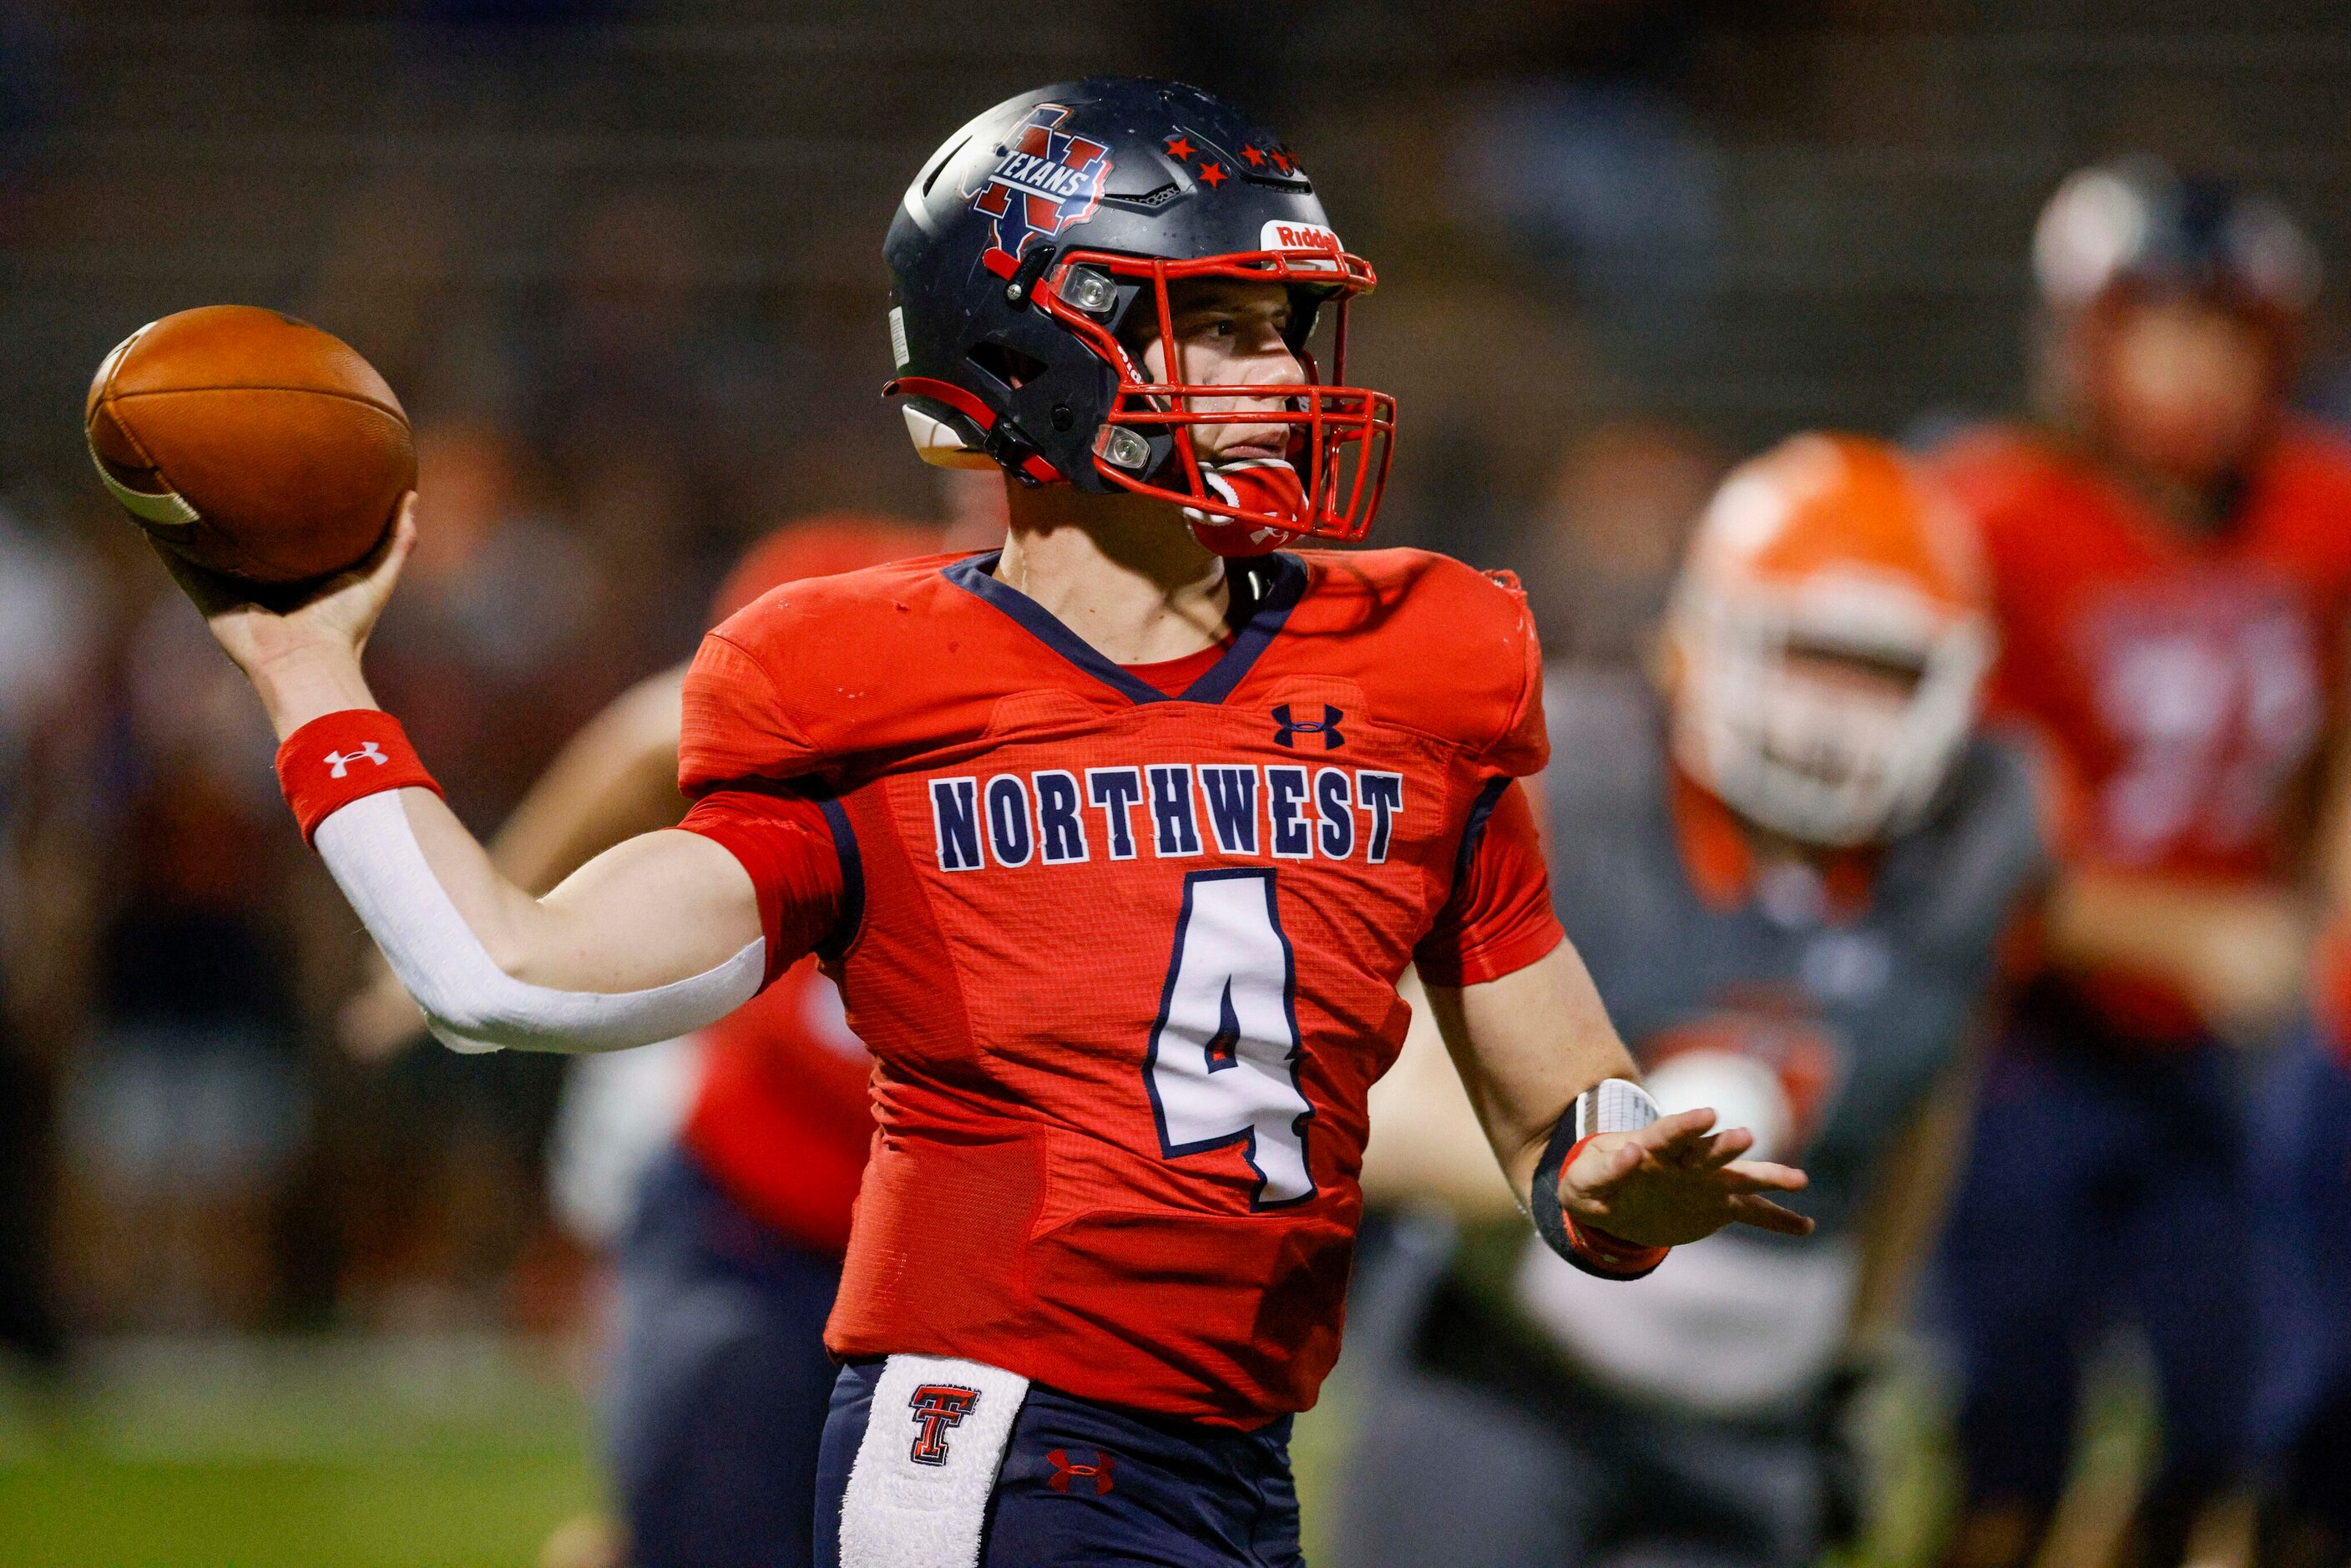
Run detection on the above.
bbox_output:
[1337,434,2046,1568]
[346,514,938,1568]
[1931,159,2351,1568]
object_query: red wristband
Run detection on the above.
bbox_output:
[276,710,442,847]
[1559,1135,1672,1279]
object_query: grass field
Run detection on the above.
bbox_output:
[0,1330,2156,1568]
[0,1336,601,1568]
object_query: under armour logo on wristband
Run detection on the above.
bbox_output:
[325,743,387,778]
[279,712,442,847]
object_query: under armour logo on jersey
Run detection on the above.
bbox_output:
[1273,704,1345,750]
[906,1383,980,1466]
[1047,1447,1116,1495]
[324,742,387,778]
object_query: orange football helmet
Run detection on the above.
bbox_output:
[1663,432,1993,847]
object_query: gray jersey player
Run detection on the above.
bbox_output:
[1338,433,2050,1568]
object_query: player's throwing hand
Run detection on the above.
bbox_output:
[157,495,418,740]
[1562,1106,1814,1247]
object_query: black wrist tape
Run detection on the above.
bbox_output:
[1530,1078,1666,1280]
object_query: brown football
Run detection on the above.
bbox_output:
[85,306,415,584]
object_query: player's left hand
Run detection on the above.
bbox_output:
[1560,1107,1813,1247]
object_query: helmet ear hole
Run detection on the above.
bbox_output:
[967,340,1051,392]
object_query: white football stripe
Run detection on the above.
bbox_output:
[89,445,200,528]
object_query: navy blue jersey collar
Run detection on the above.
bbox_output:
[942,549,1307,706]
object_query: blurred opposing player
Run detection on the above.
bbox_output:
[1338,435,2046,1568]
[159,78,1816,1567]
[339,515,933,1568]
[1932,160,2351,1568]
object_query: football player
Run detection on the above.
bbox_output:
[1337,434,2046,1568]
[155,79,1813,1568]
[1931,160,2351,1568]
[343,514,933,1568]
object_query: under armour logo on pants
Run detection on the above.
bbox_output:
[1047,1448,1115,1495]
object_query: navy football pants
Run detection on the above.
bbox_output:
[2248,1027,2351,1547]
[815,1358,1303,1568]
[608,1146,844,1568]
[1938,1019,2252,1517]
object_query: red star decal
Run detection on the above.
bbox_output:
[1271,150,1294,174]
[1197,161,1226,189]
[1164,135,1195,161]
[1241,145,1265,168]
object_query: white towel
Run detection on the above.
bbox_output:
[837,1354,1031,1568]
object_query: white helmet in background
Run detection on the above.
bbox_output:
[1664,432,1993,847]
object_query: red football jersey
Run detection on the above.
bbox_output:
[676,547,1560,1425]
[1939,422,2351,1026]
[1943,422,2351,880]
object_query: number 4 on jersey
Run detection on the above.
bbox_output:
[1145,870,1317,1208]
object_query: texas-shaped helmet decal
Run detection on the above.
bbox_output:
[969,104,1113,279]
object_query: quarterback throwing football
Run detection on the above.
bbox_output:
[163,79,1809,1567]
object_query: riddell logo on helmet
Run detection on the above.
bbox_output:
[971,104,1114,278]
[1261,221,1342,275]
[1261,221,1341,255]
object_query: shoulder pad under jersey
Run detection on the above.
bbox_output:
[679,552,979,794]
[1288,547,1548,776]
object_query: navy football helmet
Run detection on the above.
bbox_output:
[2034,158,2318,321]
[883,77,1393,547]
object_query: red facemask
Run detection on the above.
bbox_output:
[1038,246,1395,544]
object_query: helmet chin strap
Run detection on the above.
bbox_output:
[1182,456,1308,558]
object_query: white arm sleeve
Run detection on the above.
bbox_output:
[314,792,766,1055]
